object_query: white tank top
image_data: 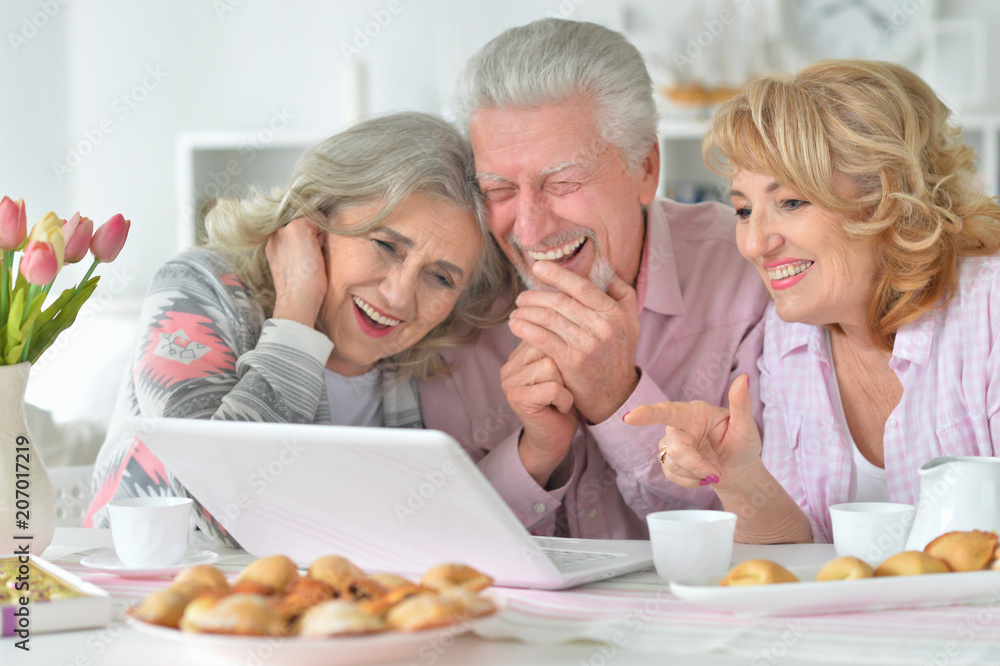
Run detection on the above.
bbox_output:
[825,334,890,503]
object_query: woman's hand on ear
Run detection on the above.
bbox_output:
[266,218,329,328]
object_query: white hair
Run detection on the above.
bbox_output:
[455,18,658,169]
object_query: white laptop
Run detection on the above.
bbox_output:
[138,418,652,589]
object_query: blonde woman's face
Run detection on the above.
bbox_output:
[316,194,482,376]
[730,169,878,332]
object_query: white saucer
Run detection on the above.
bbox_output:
[80,548,219,578]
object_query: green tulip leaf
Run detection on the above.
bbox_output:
[26,277,100,364]
[33,285,80,334]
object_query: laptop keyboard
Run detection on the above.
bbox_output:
[542,548,617,570]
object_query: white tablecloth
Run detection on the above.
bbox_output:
[4,529,1000,665]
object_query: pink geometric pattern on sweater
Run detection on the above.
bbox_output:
[140,310,235,384]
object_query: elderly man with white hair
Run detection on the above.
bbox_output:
[420,18,769,539]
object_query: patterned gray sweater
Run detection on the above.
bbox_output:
[85,249,422,545]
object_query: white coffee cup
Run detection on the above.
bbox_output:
[108,497,193,568]
[646,510,737,582]
[829,502,916,564]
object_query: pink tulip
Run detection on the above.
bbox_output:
[0,196,27,251]
[91,213,130,263]
[19,240,59,285]
[62,212,94,264]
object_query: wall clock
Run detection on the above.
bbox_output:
[778,0,938,64]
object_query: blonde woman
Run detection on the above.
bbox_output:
[86,112,517,544]
[627,60,1000,543]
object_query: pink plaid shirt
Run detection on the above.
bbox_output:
[760,256,1000,542]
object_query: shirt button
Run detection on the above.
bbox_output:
[887,418,897,428]
[532,502,546,514]
[586,508,598,518]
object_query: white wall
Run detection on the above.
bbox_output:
[1,0,998,423]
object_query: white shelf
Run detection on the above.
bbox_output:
[657,113,1000,202]
[175,132,323,251]
[656,117,711,140]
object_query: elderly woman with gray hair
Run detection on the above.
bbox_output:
[86,112,517,544]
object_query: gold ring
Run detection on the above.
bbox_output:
[658,448,668,465]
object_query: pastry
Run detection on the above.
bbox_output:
[360,581,425,617]
[368,573,415,591]
[437,585,496,618]
[420,563,493,592]
[874,551,950,577]
[233,554,298,595]
[132,552,496,638]
[924,530,999,572]
[171,564,229,597]
[719,559,799,586]
[814,556,874,581]
[180,592,287,635]
[296,600,385,637]
[131,588,194,628]
[272,576,336,620]
[308,555,365,588]
[385,591,464,631]
[307,555,386,600]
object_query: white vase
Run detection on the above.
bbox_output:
[0,362,55,556]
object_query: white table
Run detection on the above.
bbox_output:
[4,528,998,665]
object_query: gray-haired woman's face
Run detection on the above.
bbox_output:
[316,193,483,376]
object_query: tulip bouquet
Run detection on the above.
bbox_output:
[0,196,130,365]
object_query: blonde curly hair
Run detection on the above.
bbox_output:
[704,59,1000,350]
[201,112,517,382]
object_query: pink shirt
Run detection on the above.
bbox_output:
[760,256,1000,542]
[419,198,770,539]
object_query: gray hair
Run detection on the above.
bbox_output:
[202,111,517,383]
[455,18,658,169]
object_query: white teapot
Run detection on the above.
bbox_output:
[904,456,1000,551]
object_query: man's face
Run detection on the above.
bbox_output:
[469,99,659,290]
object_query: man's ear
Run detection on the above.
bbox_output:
[638,140,660,206]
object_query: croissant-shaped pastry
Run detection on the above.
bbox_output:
[815,556,874,581]
[924,530,999,572]
[719,559,799,586]
[875,551,949,576]
[233,555,298,595]
[420,563,493,592]
[296,600,385,637]
[180,592,287,635]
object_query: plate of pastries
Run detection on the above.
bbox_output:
[125,553,500,665]
[670,530,1000,617]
